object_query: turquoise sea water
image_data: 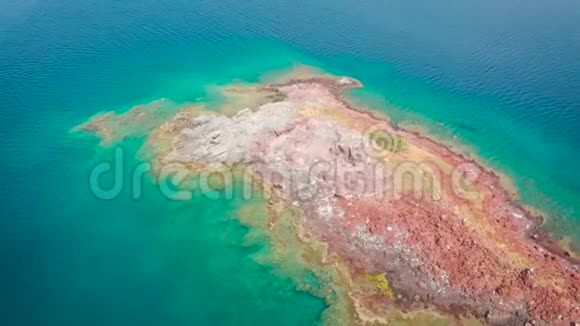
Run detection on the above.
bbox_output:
[1,0,579,324]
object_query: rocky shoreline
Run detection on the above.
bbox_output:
[79,74,579,325]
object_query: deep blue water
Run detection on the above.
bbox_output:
[1,0,579,324]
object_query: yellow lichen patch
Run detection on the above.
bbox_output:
[531,269,570,294]
[299,105,350,123]
[299,104,370,133]
[364,273,395,300]
[380,308,483,326]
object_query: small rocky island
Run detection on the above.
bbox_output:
[79,73,579,325]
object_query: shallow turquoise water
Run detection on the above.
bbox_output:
[1,0,579,324]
